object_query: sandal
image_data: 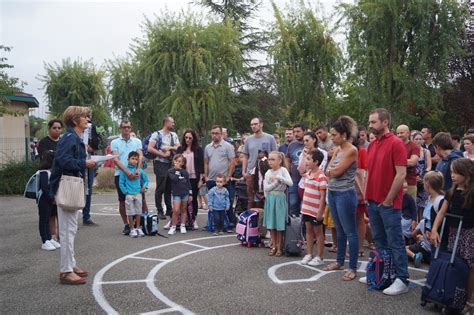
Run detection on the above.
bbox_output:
[268,248,276,256]
[322,262,344,271]
[59,272,87,285]
[367,242,376,250]
[73,267,89,278]
[342,269,357,281]
[275,250,283,257]
[328,246,337,253]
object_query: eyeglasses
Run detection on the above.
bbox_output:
[211,132,220,135]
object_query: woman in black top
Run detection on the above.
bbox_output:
[177,129,204,223]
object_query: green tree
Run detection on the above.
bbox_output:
[269,2,342,126]
[109,13,245,136]
[339,0,468,128]
[40,58,110,126]
[0,46,25,115]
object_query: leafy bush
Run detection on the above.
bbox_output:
[95,167,115,189]
[0,160,38,195]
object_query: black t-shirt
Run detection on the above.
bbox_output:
[447,189,474,228]
[402,193,417,221]
[422,143,437,169]
[37,136,59,159]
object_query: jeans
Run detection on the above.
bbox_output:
[288,182,301,216]
[213,210,226,232]
[367,201,409,283]
[153,161,172,216]
[38,198,52,243]
[82,168,94,221]
[328,188,359,270]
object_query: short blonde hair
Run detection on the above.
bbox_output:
[63,106,90,128]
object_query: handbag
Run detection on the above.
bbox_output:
[56,175,85,211]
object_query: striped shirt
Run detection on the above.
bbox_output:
[301,170,327,218]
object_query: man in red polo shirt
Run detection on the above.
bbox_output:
[396,124,419,199]
[359,108,409,296]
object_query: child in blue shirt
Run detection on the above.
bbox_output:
[119,151,149,238]
[208,174,230,235]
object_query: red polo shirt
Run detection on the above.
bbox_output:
[366,132,407,209]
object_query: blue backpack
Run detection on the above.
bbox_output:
[142,131,162,160]
[366,249,396,291]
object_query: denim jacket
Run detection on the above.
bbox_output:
[49,128,86,199]
[208,186,230,211]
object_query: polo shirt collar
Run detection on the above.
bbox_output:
[119,134,132,142]
[377,131,393,142]
[212,140,223,147]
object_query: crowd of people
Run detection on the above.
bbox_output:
[33,105,473,311]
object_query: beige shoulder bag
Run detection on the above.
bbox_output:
[56,175,85,211]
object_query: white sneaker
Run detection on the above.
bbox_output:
[308,256,324,266]
[301,255,312,265]
[163,220,171,230]
[168,226,176,235]
[180,225,187,234]
[359,276,367,284]
[193,221,199,230]
[130,229,138,238]
[49,239,61,249]
[382,278,409,296]
[41,240,56,251]
[137,229,145,237]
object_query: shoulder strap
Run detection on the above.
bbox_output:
[170,132,175,147]
[433,195,444,213]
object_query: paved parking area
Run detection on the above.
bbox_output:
[0,193,450,314]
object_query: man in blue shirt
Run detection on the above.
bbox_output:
[433,132,463,192]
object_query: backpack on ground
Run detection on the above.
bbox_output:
[421,213,469,313]
[366,249,396,291]
[177,200,196,230]
[142,131,162,160]
[141,213,158,236]
[284,215,304,256]
[207,211,229,233]
[236,209,260,247]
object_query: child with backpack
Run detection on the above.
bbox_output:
[208,174,230,235]
[167,154,192,235]
[264,151,293,257]
[300,149,327,266]
[422,171,445,235]
[406,219,431,267]
[37,151,61,251]
[431,158,474,311]
[119,151,149,238]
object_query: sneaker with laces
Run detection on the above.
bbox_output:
[130,229,138,238]
[301,254,312,265]
[41,240,56,251]
[359,276,367,284]
[308,256,324,266]
[193,221,199,230]
[49,239,61,249]
[137,228,145,237]
[213,232,219,236]
[168,226,176,235]
[180,225,187,234]
[413,252,422,268]
[382,278,409,296]
[163,220,171,230]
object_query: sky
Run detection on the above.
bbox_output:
[1,0,345,118]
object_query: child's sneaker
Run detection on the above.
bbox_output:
[308,256,324,266]
[122,224,131,235]
[180,225,187,234]
[414,252,422,268]
[301,254,312,265]
[213,232,219,236]
[130,229,138,238]
[168,226,176,235]
[137,228,145,237]
[49,239,61,249]
[41,240,56,251]
[193,221,199,230]
[163,220,171,230]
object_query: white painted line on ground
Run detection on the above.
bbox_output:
[131,257,169,262]
[180,241,210,249]
[140,308,177,315]
[99,279,150,285]
[93,235,236,314]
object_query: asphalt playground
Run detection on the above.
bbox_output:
[0,190,461,314]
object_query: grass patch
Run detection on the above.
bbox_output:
[0,160,39,195]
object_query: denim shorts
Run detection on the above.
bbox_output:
[173,194,189,202]
[302,214,323,225]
